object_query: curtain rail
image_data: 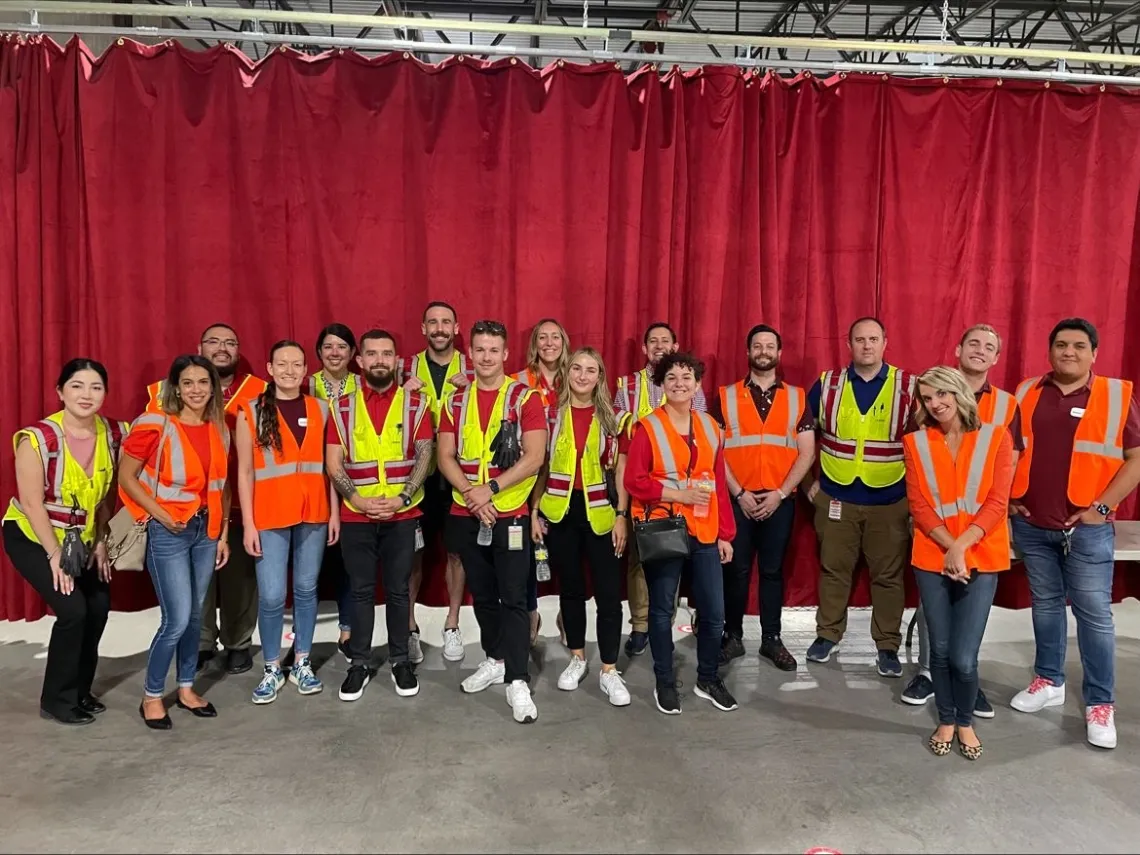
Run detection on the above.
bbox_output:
[8,22,1140,87]
[2,0,1140,68]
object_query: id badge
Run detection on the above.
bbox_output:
[297,417,309,427]
[1070,407,1086,418]
[828,499,842,521]
[414,524,425,552]
[508,524,524,551]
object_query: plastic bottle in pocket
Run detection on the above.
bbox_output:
[534,544,552,582]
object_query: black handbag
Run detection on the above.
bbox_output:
[633,505,691,564]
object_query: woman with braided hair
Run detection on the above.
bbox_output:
[235,341,340,705]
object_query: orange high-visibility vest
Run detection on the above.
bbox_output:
[630,408,722,545]
[1012,374,1132,508]
[976,385,1016,428]
[511,367,556,407]
[904,424,1010,573]
[145,374,266,418]
[719,381,804,493]
[119,413,231,539]
[241,395,330,531]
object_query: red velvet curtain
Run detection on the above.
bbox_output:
[3,35,1140,622]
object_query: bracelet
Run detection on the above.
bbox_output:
[734,489,746,501]
[777,489,788,500]
[46,548,59,561]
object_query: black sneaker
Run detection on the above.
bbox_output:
[338,639,352,664]
[759,637,798,672]
[718,635,746,666]
[391,662,420,698]
[902,673,934,705]
[876,649,902,678]
[339,664,371,702]
[624,631,649,657]
[225,648,254,675]
[694,678,739,711]
[974,688,995,719]
[654,681,682,715]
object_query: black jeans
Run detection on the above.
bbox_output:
[3,522,110,716]
[643,535,725,684]
[913,568,999,727]
[723,496,795,640]
[544,493,623,665]
[340,519,417,665]
[449,513,532,683]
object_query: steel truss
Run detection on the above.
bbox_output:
[5,0,1140,79]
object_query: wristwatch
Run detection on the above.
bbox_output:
[615,509,629,518]
[399,492,413,508]
[734,488,747,501]
[488,479,501,495]
[1095,503,1111,517]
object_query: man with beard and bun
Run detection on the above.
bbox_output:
[614,322,708,657]
[328,330,435,701]
[902,323,1023,717]
[717,325,816,672]
[146,322,266,675]
[401,302,475,663]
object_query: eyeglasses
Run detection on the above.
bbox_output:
[472,320,507,336]
[201,338,239,349]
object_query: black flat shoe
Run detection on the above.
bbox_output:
[40,706,95,726]
[175,699,217,718]
[78,694,106,715]
[138,702,172,730]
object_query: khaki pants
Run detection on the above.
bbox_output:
[199,523,259,653]
[812,491,910,652]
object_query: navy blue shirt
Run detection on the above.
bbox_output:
[807,363,909,506]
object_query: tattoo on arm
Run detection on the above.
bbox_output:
[332,470,357,501]
[404,439,435,498]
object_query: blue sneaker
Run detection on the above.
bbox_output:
[805,637,837,663]
[252,665,285,705]
[624,631,649,657]
[289,656,324,695]
[877,649,902,678]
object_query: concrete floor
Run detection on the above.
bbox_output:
[2,598,1140,855]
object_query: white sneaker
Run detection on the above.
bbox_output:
[506,679,538,723]
[461,657,506,694]
[442,627,465,662]
[408,630,425,665]
[1086,704,1117,749]
[1011,676,1065,713]
[600,670,631,707]
[557,655,588,691]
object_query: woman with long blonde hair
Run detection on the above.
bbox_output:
[531,347,632,706]
[904,366,1014,760]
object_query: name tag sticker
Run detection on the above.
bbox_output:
[297,417,308,427]
[1070,407,1086,418]
[508,525,524,551]
[829,500,842,521]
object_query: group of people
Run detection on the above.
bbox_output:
[5,305,1138,754]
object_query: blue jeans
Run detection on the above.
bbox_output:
[1011,516,1116,706]
[912,569,998,727]
[643,536,724,684]
[144,515,218,696]
[256,523,327,663]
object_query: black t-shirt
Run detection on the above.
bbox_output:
[426,358,450,399]
[275,395,309,447]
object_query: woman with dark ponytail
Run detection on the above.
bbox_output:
[235,341,339,705]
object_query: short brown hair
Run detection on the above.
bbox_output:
[959,323,1002,354]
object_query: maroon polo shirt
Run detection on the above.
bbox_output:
[1020,373,1140,530]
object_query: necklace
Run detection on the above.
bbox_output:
[321,372,348,400]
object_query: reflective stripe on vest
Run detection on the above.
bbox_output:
[723,384,800,451]
[450,381,537,513]
[331,388,425,489]
[817,367,909,486]
[539,407,621,532]
[247,398,329,481]
[910,424,998,519]
[1074,377,1127,460]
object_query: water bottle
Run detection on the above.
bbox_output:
[477,521,493,547]
[691,472,714,519]
[535,544,552,582]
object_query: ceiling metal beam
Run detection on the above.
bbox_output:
[1082,0,1140,41]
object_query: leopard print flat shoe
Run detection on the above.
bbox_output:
[928,733,953,756]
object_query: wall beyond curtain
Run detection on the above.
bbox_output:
[3,36,1140,621]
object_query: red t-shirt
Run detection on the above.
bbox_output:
[123,421,213,509]
[623,421,737,543]
[1020,374,1140,530]
[568,405,596,491]
[274,395,309,447]
[440,386,548,517]
[324,385,433,524]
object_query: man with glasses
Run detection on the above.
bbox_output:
[146,322,266,675]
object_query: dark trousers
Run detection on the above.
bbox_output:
[450,514,532,683]
[644,536,724,684]
[199,521,258,653]
[3,522,110,716]
[913,568,998,728]
[723,496,795,640]
[544,494,623,665]
[340,519,417,665]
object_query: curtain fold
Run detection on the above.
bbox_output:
[3,36,1139,621]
